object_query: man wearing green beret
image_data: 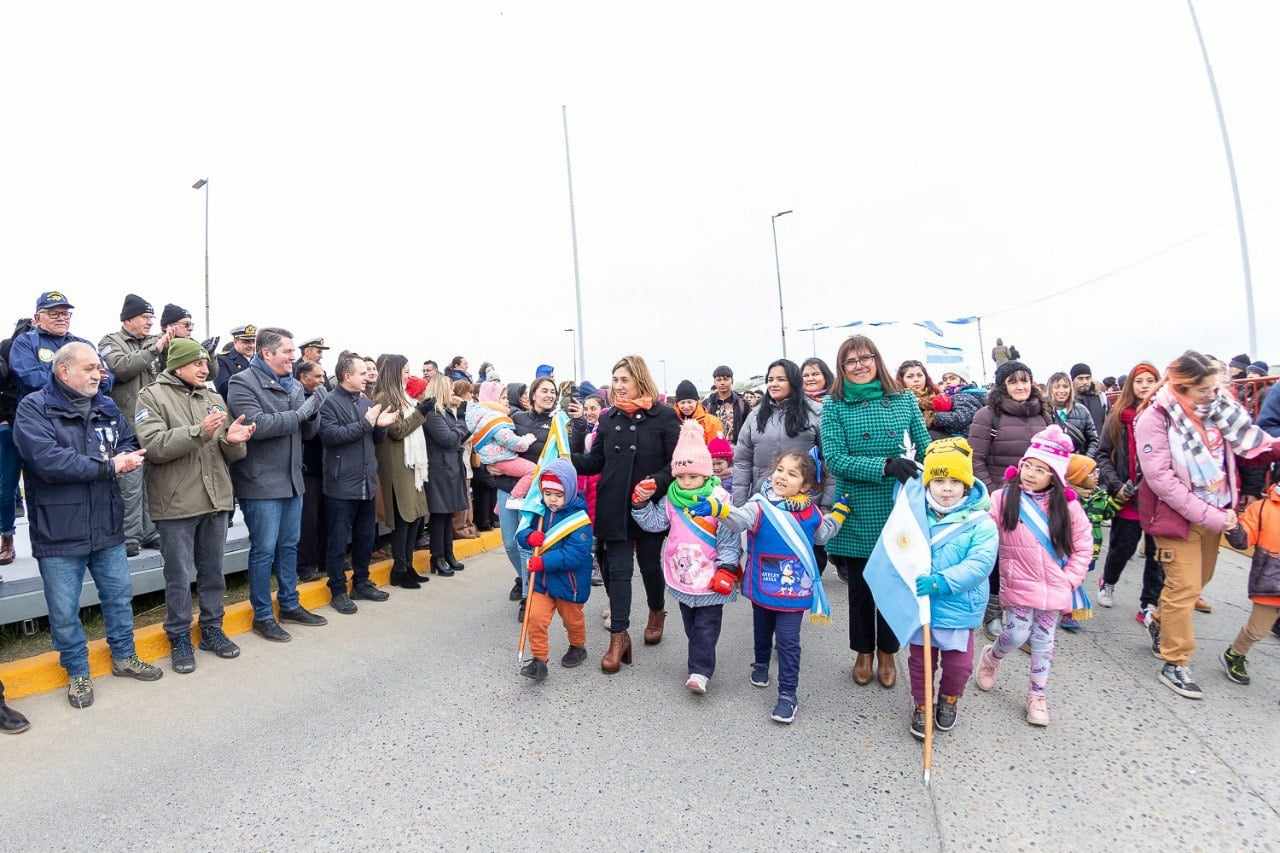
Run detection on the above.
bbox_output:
[134,337,256,674]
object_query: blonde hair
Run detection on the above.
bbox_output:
[424,373,455,408]
[612,355,660,400]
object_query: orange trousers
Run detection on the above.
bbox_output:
[528,591,586,662]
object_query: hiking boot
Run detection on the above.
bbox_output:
[910,704,927,740]
[770,694,798,724]
[198,626,241,659]
[1221,647,1250,685]
[1025,693,1050,727]
[520,658,548,682]
[252,619,291,643]
[330,593,357,615]
[1160,663,1203,699]
[750,663,770,688]
[1147,616,1162,659]
[975,645,1000,691]
[560,645,587,668]
[685,673,708,694]
[935,695,959,731]
[67,676,94,709]
[1097,583,1115,608]
[352,581,389,602]
[111,655,163,682]
[508,579,522,601]
[279,607,328,627]
[168,633,196,674]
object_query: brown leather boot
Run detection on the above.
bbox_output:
[0,534,14,566]
[601,631,632,673]
[852,653,874,685]
[643,609,666,645]
[876,650,897,688]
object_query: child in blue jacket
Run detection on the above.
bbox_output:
[516,458,593,682]
[910,438,998,740]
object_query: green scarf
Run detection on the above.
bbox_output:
[842,378,884,403]
[667,476,721,511]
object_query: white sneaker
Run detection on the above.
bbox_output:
[685,673,708,694]
[600,607,611,629]
[1097,584,1115,608]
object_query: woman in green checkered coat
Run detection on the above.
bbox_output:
[821,335,932,690]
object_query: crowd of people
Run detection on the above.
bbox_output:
[0,289,1277,738]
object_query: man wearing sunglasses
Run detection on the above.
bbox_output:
[156,304,219,387]
[8,291,113,398]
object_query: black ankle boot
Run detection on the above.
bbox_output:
[0,681,31,735]
[431,558,455,577]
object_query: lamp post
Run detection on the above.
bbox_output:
[798,322,829,357]
[659,359,668,397]
[771,210,793,359]
[562,107,588,384]
[1186,0,1257,355]
[192,178,209,335]
[564,328,577,381]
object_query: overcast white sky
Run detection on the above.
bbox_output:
[2,2,1276,392]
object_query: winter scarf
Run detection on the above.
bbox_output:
[1156,384,1269,490]
[760,478,812,512]
[401,404,430,488]
[250,354,297,393]
[804,386,827,402]
[1120,407,1139,481]
[841,378,883,404]
[667,475,721,511]
[612,395,653,415]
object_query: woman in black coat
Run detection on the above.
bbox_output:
[571,355,680,673]
[423,375,470,576]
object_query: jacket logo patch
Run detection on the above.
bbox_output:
[38,347,55,363]
[1142,444,1153,453]
[135,407,150,424]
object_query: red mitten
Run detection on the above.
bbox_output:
[527,555,544,573]
[526,530,545,548]
[709,567,739,596]
[931,394,953,412]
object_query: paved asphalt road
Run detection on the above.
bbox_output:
[3,543,1278,851]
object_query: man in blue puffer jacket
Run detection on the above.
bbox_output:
[907,437,998,739]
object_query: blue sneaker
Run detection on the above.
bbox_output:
[770,694,798,724]
[750,663,769,688]
[1059,616,1081,633]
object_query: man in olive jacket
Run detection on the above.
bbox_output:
[135,338,255,673]
[99,293,168,555]
[226,327,328,643]
[317,351,396,614]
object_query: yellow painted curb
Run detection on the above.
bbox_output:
[0,530,503,700]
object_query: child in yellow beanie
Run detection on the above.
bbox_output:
[907,437,998,740]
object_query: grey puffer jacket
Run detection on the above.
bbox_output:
[967,395,1052,492]
[732,395,834,506]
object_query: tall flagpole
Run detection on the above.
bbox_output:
[1186,0,1257,355]
[562,106,587,381]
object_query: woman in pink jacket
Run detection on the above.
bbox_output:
[1134,351,1273,701]
[975,425,1091,727]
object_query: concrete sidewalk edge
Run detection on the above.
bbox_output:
[0,530,504,700]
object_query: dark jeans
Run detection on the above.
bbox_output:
[298,475,328,571]
[601,532,665,633]
[679,602,724,677]
[240,496,302,621]
[752,604,803,697]
[38,545,135,677]
[326,497,376,594]
[0,423,20,536]
[1102,516,1166,609]
[836,555,900,654]
[156,512,228,637]
[429,512,456,563]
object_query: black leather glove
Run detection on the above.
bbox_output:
[884,456,920,484]
[416,397,436,416]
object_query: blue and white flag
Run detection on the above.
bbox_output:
[515,410,572,534]
[925,341,964,365]
[864,477,933,646]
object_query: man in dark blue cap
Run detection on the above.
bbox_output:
[215,324,257,400]
[8,292,113,398]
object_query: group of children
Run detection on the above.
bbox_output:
[512,416,1273,732]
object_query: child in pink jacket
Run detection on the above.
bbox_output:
[975,425,1092,727]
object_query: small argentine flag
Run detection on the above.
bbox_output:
[515,410,572,534]
[864,477,933,646]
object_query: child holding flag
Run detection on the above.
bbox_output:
[908,438,998,740]
[976,425,1092,726]
[1060,454,1122,632]
[515,459,593,682]
[631,421,742,694]
[691,451,849,724]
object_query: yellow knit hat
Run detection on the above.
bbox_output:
[923,437,975,488]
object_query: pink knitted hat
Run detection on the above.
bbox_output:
[671,419,713,478]
[1021,424,1073,483]
[477,380,504,403]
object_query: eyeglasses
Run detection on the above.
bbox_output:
[43,310,72,320]
[843,355,875,368]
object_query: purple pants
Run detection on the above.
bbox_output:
[907,631,975,705]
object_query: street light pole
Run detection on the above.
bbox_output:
[564,328,577,382]
[562,106,588,381]
[192,178,210,335]
[771,210,793,359]
[659,359,668,397]
[1186,0,1257,355]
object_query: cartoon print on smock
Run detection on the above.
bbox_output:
[756,553,814,601]
[671,541,715,590]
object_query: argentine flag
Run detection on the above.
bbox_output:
[515,409,572,534]
[864,477,933,646]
